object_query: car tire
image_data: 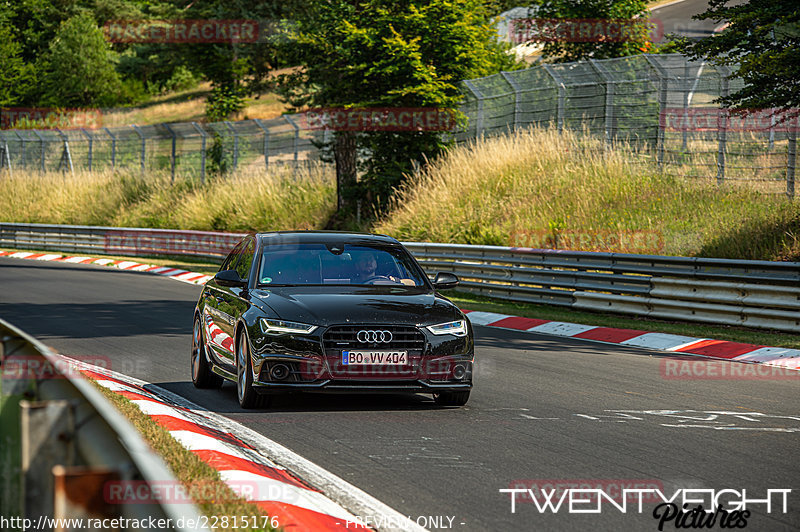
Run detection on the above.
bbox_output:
[434,390,470,407]
[191,316,223,389]
[237,330,268,409]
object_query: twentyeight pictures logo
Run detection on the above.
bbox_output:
[500,485,791,529]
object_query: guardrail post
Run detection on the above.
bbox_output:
[787,127,796,199]
[81,128,93,172]
[55,128,74,174]
[500,71,522,131]
[131,125,145,176]
[53,466,122,524]
[462,80,484,138]
[254,118,270,169]
[21,400,76,527]
[283,115,300,165]
[103,127,116,169]
[164,123,176,182]
[31,129,46,173]
[224,121,239,170]
[192,122,207,184]
[543,65,566,134]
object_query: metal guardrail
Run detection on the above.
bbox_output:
[0,222,245,260]
[0,223,798,333]
[403,243,800,333]
[0,318,203,531]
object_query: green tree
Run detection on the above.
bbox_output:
[0,21,34,106]
[37,13,125,107]
[173,0,301,121]
[526,0,652,62]
[682,1,800,115]
[281,0,516,219]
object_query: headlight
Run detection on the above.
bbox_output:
[426,319,468,337]
[260,318,318,335]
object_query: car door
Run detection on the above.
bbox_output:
[203,242,244,369]
[215,236,256,371]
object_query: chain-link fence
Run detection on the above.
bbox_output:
[459,53,796,197]
[0,53,795,197]
[0,115,329,182]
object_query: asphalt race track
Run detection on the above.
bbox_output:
[650,0,746,40]
[1,257,798,531]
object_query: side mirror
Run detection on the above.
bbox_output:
[214,269,246,287]
[433,272,459,290]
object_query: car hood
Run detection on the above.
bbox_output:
[250,286,462,327]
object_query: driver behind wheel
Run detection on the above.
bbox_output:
[351,251,380,284]
[351,249,415,285]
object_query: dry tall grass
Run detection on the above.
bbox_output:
[101,83,290,127]
[375,127,799,260]
[0,164,335,232]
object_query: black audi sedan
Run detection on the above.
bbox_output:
[191,231,474,409]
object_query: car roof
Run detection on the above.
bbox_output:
[257,231,401,246]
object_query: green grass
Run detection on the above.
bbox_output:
[0,164,335,233]
[448,290,800,349]
[375,127,799,261]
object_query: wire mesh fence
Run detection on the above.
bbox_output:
[459,53,796,197]
[0,115,328,182]
[0,53,795,197]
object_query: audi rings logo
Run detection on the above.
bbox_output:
[357,330,393,343]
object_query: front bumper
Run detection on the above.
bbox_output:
[250,353,473,394]
[248,322,474,394]
[251,379,472,395]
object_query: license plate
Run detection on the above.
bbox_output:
[342,351,408,365]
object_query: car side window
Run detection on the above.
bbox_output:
[219,242,243,272]
[233,237,255,282]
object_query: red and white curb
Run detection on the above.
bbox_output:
[62,356,425,532]
[463,311,800,371]
[0,250,213,285]
[2,248,798,371]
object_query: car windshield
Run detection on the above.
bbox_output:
[256,243,428,287]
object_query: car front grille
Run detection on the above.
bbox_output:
[323,325,425,351]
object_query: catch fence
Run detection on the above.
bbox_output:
[459,53,795,196]
[0,54,794,196]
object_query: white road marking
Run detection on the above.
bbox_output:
[219,470,361,522]
[527,321,596,337]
